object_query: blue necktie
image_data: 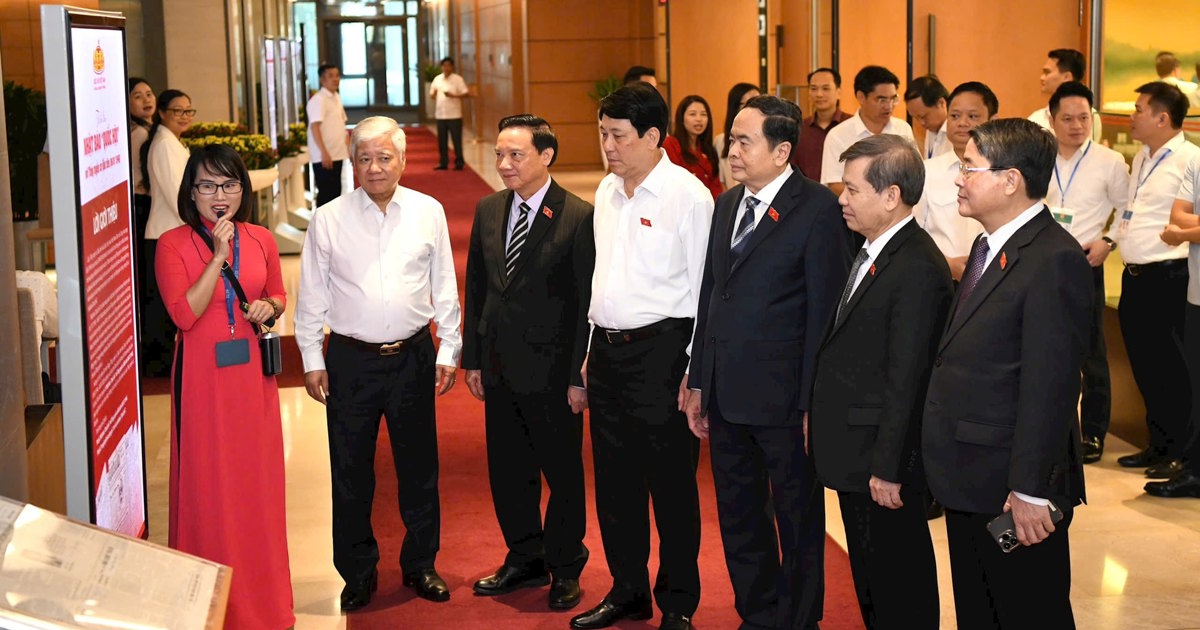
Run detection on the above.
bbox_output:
[730,197,760,264]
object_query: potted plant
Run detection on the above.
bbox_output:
[5,81,48,269]
[589,74,620,168]
[422,62,441,120]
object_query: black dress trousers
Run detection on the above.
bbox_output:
[586,320,701,617]
[325,333,440,583]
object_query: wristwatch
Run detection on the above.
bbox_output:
[1101,236,1116,251]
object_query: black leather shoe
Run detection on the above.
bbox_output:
[433,165,448,170]
[1082,435,1104,464]
[473,564,550,596]
[926,498,944,520]
[1146,458,1185,479]
[569,597,653,629]
[454,164,465,170]
[403,568,450,602]
[1118,447,1168,468]
[549,577,582,610]
[660,612,695,630]
[340,568,378,612]
[1145,470,1200,497]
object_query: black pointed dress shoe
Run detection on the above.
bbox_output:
[660,612,695,630]
[569,597,653,629]
[1118,447,1168,468]
[433,165,448,171]
[340,568,378,612]
[1146,458,1185,479]
[473,563,550,596]
[549,577,582,610]
[1082,435,1104,464]
[1145,469,1200,497]
[403,568,451,602]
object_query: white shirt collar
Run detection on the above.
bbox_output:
[982,201,1044,265]
[864,214,915,257]
[740,165,794,209]
[614,149,671,199]
[514,176,553,211]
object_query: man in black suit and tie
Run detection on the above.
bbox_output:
[923,118,1091,629]
[810,134,951,629]
[462,114,594,611]
[685,95,850,630]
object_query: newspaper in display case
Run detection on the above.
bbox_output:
[0,498,231,629]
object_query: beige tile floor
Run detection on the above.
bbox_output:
[140,130,1200,629]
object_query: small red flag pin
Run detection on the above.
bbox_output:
[869,264,876,276]
[768,207,780,222]
[542,206,554,219]
[640,217,652,227]
[1000,252,1008,270]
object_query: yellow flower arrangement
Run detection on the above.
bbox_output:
[182,132,279,170]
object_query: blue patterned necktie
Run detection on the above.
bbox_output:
[730,196,760,264]
[954,235,990,317]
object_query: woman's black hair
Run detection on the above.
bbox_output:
[177,144,256,230]
[671,95,719,178]
[140,88,189,193]
[722,83,760,158]
[128,77,153,129]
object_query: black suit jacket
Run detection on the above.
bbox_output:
[461,180,595,394]
[810,220,953,492]
[689,171,849,426]
[923,208,1091,514]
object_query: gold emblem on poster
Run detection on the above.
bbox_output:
[93,42,104,74]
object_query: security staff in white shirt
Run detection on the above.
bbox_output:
[569,82,713,630]
[904,75,951,160]
[1110,82,1199,478]
[306,64,349,208]
[429,57,470,170]
[1045,82,1131,464]
[821,65,916,196]
[294,116,463,611]
[914,81,996,280]
[1028,49,1104,142]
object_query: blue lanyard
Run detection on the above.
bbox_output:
[1053,141,1091,205]
[204,224,240,337]
[1133,148,1173,201]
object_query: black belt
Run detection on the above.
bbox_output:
[596,318,692,345]
[331,325,430,356]
[1125,259,1187,277]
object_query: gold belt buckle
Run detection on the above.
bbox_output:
[379,341,403,356]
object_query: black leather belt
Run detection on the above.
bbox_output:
[596,318,692,345]
[331,325,430,356]
[1125,259,1187,277]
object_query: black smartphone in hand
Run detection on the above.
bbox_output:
[987,501,1064,553]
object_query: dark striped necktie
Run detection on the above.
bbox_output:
[506,202,531,276]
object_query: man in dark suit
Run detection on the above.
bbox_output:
[810,134,951,630]
[685,95,850,630]
[462,114,594,611]
[923,118,1091,629]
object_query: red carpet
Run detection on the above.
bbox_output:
[346,127,865,629]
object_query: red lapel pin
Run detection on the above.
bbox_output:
[542,206,554,219]
[640,217,652,227]
[1000,252,1008,270]
[768,207,780,222]
[869,264,876,276]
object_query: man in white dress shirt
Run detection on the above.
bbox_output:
[1028,49,1103,142]
[914,81,997,280]
[904,75,951,160]
[1111,82,1199,478]
[306,64,349,207]
[1156,51,1200,108]
[569,82,713,630]
[429,56,470,170]
[1045,81,1131,464]
[821,65,915,196]
[294,116,462,611]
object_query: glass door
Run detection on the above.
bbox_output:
[323,18,418,110]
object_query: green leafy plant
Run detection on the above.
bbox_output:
[277,123,307,158]
[588,74,621,104]
[181,121,248,139]
[423,63,441,82]
[4,81,48,220]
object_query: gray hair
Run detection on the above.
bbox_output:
[351,116,407,157]
[839,134,925,206]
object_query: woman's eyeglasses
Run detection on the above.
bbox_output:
[193,181,244,195]
[167,108,197,117]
